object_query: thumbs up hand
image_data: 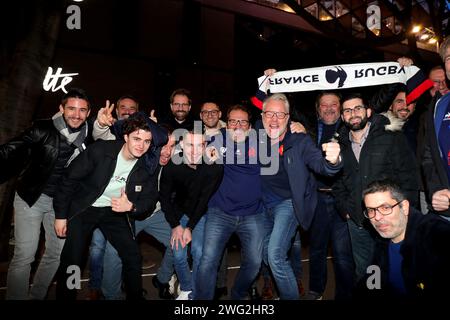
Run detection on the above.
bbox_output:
[111,188,133,212]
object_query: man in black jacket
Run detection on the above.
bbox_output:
[304,91,354,301]
[361,179,450,298]
[0,88,93,300]
[53,114,163,300]
[333,93,418,284]
[160,131,223,300]
[422,37,450,219]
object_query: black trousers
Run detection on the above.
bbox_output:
[56,206,142,300]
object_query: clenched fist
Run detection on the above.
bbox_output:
[322,142,341,165]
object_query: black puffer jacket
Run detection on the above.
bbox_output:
[0,118,94,207]
[333,114,419,226]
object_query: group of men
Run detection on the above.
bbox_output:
[1,39,450,301]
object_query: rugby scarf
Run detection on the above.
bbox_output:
[251,62,433,109]
[52,112,88,167]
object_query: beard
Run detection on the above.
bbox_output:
[344,115,369,131]
[173,110,187,121]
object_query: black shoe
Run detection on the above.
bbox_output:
[248,287,261,300]
[152,276,174,300]
[214,286,228,300]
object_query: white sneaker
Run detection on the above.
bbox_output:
[169,274,177,295]
[176,290,192,300]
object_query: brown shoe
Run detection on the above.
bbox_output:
[86,288,103,300]
[261,279,274,300]
[297,279,305,297]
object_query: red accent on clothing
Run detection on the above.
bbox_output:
[406,79,433,105]
[251,96,263,110]
[279,145,284,156]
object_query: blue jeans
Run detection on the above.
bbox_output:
[102,210,174,300]
[196,207,264,300]
[172,214,206,297]
[88,228,106,290]
[260,229,301,289]
[348,218,376,283]
[290,230,303,280]
[263,199,299,300]
[308,193,354,299]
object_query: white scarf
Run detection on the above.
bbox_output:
[256,62,432,104]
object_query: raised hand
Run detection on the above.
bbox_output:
[322,142,341,165]
[205,146,219,163]
[149,109,158,123]
[397,57,413,67]
[264,68,277,77]
[290,121,306,134]
[97,100,116,127]
[111,188,133,212]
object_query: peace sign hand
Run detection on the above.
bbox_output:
[97,100,116,127]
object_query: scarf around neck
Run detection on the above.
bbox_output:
[52,111,88,166]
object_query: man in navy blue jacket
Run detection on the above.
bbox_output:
[259,93,342,299]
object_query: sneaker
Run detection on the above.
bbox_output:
[176,290,192,300]
[302,291,323,300]
[86,288,103,300]
[168,274,178,295]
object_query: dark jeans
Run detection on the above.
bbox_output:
[308,193,354,300]
[196,207,264,300]
[56,206,142,300]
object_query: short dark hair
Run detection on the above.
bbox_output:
[61,88,91,109]
[315,91,342,111]
[341,92,367,108]
[362,179,407,204]
[170,88,192,105]
[122,113,151,136]
[226,104,252,122]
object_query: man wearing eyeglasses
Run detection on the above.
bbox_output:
[196,105,265,300]
[259,93,343,300]
[199,102,226,136]
[333,92,418,284]
[160,88,194,131]
[429,66,449,98]
[360,179,450,298]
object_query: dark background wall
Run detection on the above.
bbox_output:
[6,0,443,122]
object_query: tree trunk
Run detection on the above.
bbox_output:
[0,0,65,261]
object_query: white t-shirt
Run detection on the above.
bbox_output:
[92,149,138,207]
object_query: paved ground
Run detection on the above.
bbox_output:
[0,233,336,300]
